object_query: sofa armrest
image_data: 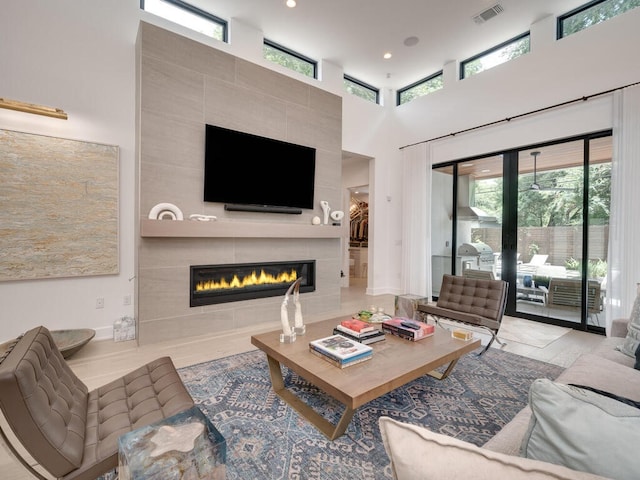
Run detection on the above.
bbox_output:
[609,317,629,338]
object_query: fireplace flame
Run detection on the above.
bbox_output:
[195,269,298,292]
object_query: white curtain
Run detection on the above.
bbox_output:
[607,85,640,334]
[401,143,432,298]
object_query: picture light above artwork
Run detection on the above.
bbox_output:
[0,97,68,120]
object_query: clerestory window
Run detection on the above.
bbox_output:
[460,32,530,79]
[140,0,227,42]
[344,75,379,104]
[263,40,317,79]
[558,0,640,38]
[397,72,443,106]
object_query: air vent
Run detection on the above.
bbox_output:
[473,3,504,24]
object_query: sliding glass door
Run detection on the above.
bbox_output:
[431,156,503,295]
[431,131,611,331]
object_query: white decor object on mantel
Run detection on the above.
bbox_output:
[189,214,217,221]
[330,210,344,222]
[311,216,321,225]
[148,202,183,220]
[320,200,331,225]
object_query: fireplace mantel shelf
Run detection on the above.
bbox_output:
[140,219,343,238]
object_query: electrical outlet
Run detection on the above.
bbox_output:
[96,297,104,309]
[123,294,131,306]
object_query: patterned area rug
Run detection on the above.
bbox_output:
[176,347,563,480]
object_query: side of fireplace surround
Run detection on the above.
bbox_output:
[135,22,344,345]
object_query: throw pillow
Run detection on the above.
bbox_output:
[521,379,640,480]
[378,416,607,480]
[618,283,640,357]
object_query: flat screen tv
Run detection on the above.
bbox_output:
[204,124,316,213]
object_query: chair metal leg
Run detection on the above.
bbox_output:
[0,424,49,480]
[430,315,503,356]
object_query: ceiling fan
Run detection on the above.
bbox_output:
[520,151,574,192]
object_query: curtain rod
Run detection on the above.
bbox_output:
[399,80,640,150]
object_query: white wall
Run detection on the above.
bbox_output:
[0,1,141,341]
[0,0,378,341]
[393,11,640,155]
[1,1,639,341]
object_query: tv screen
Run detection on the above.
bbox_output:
[204,124,316,211]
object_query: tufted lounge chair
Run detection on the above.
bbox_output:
[418,274,508,355]
[0,325,195,479]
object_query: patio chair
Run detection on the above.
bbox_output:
[0,325,195,480]
[462,269,495,280]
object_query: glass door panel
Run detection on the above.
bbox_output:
[457,156,503,281]
[431,165,453,297]
[430,157,503,297]
[586,136,612,327]
[516,142,584,323]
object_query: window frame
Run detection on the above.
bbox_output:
[263,39,318,79]
[459,32,530,80]
[557,0,640,39]
[140,0,228,42]
[396,71,444,106]
[343,75,380,104]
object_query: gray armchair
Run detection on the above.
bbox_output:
[0,326,195,479]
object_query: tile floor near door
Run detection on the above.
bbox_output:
[0,278,609,479]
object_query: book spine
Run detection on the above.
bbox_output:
[309,347,342,367]
[309,343,372,363]
[309,346,372,368]
[309,343,343,362]
[336,324,376,337]
[332,328,385,344]
[381,324,416,341]
[359,335,386,345]
[338,354,372,368]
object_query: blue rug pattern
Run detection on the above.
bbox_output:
[177,347,563,479]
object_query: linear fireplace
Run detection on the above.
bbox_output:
[190,260,316,307]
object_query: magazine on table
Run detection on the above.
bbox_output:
[309,334,373,361]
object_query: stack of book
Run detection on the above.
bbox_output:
[309,334,373,368]
[334,318,386,345]
[381,317,435,341]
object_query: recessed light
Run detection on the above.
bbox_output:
[383,52,392,59]
[403,36,419,47]
[286,0,296,7]
[481,169,491,173]
[461,163,474,167]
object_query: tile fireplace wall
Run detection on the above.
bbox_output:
[136,22,343,344]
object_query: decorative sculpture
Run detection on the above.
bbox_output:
[320,200,331,225]
[148,202,183,220]
[280,277,305,343]
[330,210,345,223]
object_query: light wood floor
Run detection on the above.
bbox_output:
[1,278,607,479]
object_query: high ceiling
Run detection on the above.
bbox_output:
[191,0,587,91]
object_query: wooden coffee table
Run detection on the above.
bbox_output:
[250,318,481,440]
